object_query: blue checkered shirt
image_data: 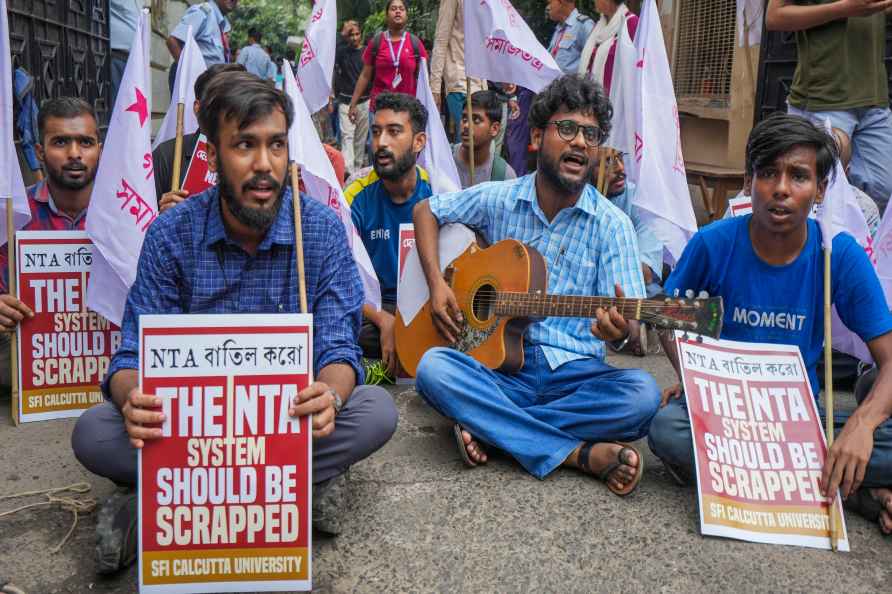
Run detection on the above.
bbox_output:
[428,173,645,369]
[103,186,365,396]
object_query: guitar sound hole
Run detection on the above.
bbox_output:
[472,284,497,322]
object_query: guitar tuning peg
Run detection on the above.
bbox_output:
[698,290,709,299]
[682,331,690,341]
[696,334,704,343]
[685,289,695,299]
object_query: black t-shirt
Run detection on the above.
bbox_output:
[152,132,199,198]
[334,37,368,103]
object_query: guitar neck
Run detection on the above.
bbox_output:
[494,292,649,320]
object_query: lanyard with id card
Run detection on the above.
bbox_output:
[386,32,408,88]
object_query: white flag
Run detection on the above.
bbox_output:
[283,63,382,309]
[816,118,871,253]
[605,22,636,156]
[628,0,697,265]
[415,59,461,194]
[152,26,207,149]
[464,0,561,93]
[86,10,157,325]
[1,0,31,245]
[295,0,337,114]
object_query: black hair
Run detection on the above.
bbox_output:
[194,63,247,102]
[466,90,503,125]
[745,113,838,184]
[198,72,294,146]
[528,74,613,141]
[248,29,262,42]
[386,0,407,11]
[373,92,428,135]
[37,97,97,141]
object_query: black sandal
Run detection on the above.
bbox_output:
[453,423,486,467]
[578,441,645,496]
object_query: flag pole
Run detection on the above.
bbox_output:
[290,162,308,314]
[170,102,185,191]
[823,246,838,551]
[466,78,475,186]
[596,148,610,194]
[6,198,19,425]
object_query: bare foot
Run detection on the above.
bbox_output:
[869,487,892,534]
[567,443,640,492]
[460,429,488,464]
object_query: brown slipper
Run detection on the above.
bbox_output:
[579,441,645,497]
[453,423,486,467]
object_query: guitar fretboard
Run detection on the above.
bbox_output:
[492,292,704,324]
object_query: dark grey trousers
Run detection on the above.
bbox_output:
[71,385,397,486]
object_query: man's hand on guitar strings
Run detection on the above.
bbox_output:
[430,279,463,343]
[590,283,630,343]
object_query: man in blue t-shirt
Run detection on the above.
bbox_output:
[346,93,433,375]
[648,114,892,534]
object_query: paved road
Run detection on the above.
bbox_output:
[1,353,889,593]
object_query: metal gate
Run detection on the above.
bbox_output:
[7,0,111,131]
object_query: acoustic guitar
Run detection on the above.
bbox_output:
[395,239,723,377]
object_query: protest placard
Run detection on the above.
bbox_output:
[395,224,415,384]
[727,195,752,218]
[677,334,849,550]
[15,231,120,422]
[138,314,313,593]
[182,134,217,196]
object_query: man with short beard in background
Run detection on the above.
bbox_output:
[71,74,398,574]
[345,93,432,378]
[0,97,102,387]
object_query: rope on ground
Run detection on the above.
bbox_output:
[0,482,98,553]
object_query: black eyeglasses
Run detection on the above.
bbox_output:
[545,120,603,147]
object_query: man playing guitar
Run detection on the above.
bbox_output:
[410,75,660,494]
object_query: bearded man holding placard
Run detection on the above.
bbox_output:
[71,74,398,574]
[0,98,102,386]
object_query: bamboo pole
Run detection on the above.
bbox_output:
[170,103,186,192]
[290,162,308,314]
[466,78,475,187]
[596,148,610,195]
[823,247,838,551]
[6,198,19,425]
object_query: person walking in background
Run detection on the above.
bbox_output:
[336,20,370,174]
[347,0,428,124]
[166,0,237,93]
[430,0,487,143]
[237,28,274,80]
[767,0,892,213]
[109,0,141,105]
[504,83,535,176]
[546,0,595,75]
[578,0,638,94]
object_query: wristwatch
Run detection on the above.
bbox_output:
[609,332,631,352]
[326,388,344,415]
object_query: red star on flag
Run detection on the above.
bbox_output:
[126,87,148,127]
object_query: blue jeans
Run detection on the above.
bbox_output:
[446,92,466,143]
[648,394,892,489]
[788,104,892,213]
[415,345,661,479]
[110,56,127,107]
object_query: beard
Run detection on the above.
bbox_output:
[373,147,416,181]
[46,161,96,190]
[537,149,595,196]
[218,160,284,231]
